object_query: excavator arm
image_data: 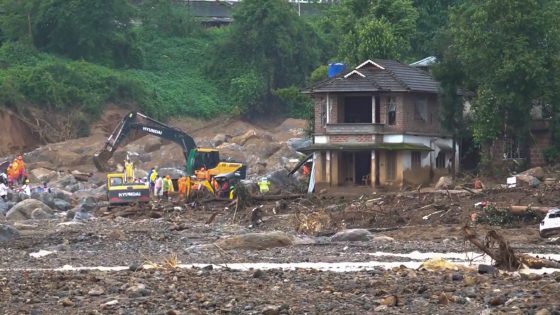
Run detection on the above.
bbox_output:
[93,112,197,172]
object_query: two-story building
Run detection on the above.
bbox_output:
[300,59,457,189]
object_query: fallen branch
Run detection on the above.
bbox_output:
[463,225,560,271]
[462,225,519,270]
[509,205,550,215]
[460,185,481,195]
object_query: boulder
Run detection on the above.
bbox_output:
[231,129,258,146]
[135,169,148,180]
[73,210,92,222]
[7,191,19,203]
[6,199,53,221]
[515,174,541,188]
[213,231,294,250]
[212,133,230,147]
[38,150,83,168]
[519,166,545,180]
[71,170,92,182]
[52,174,77,188]
[0,199,11,215]
[0,224,19,241]
[331,229,372,242]
[435,176,454,190]
[287,138,312,151]
[267,169,299,191]
[80,197,98,212]
[31,208,53,220]
[53,199,72,211]
[0,201,15,216]
[40,193,56,209]
[54,190,73,203]
[29,168,58,183]
[143,138,163,153]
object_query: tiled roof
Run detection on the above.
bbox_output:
[306,59,440,94]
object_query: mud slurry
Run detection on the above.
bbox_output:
[2,264,560,314]
[2,185,560,314]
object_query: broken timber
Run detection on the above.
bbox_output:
[463,225,560,271]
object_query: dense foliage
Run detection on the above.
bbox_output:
[0,0,559,166]
[434,0,560,168]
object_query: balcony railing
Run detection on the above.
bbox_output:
[325,123,385,134]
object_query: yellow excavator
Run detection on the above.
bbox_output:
[94,112,247,202]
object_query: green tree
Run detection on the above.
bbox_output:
[139,0,201,38]
[432,42,467,176]
[0,0,141,67]
[317,0,418,64]
[410,0,462,59]
[207,0,321,114]
[446,0,560,151]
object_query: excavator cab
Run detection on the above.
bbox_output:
[187,148,220,176]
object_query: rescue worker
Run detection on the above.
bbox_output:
[303,162,311,176]
[178,176,188,199]
[258,177,270,193]
[196,167,206,180]
[124,159,134,183]
[229,184,236,200]
[219,180,230,199]
[162,175,174,200]
[10,159,20,185]
[18,155,26,182]
[0,180,7,201]
[212,177,219,194]
[155,176,163,199]
[6,165,15,187]
[149,168,158,195]
[0,170,7,185]
[21,179,31,196]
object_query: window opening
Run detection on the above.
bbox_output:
[388,97,396,125]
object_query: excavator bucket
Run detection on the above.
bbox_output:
[93,150,113,172]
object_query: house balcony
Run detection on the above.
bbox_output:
[325,123,385,134]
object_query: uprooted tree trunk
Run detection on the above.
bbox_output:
[463,225,560,271]
[463,225,519,270]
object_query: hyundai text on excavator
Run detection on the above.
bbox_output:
[94,112,247,204]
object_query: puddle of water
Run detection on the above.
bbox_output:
[6,251,559,274]
[365,251,491,262]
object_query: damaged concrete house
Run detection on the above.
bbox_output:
[300,59,458,189]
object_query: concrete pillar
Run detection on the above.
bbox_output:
[370,150,376,187]
[326,151,331,185]
[331,151,340,186]
[314,152,323,183]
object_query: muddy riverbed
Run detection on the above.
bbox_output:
[2,206,560,314]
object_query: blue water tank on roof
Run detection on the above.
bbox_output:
[328,63,347,78]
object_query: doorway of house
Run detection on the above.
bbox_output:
[355,151,371,185]
[386,151,397,181]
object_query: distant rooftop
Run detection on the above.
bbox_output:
[410,56,437,68]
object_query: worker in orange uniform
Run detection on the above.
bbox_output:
[6,165,15,187]
[303,163,311,176]
[17,155,26,178]
[178,176,188,199]
[10,159,20,184]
